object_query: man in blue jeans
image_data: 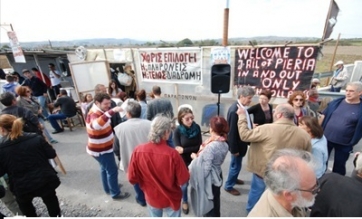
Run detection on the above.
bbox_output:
[48,90,77,134]
[87,93,130,200]
[22,69,49,119]
[224,86,255,196]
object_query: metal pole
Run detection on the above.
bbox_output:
[222,0,230,47]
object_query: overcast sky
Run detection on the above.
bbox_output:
[0,0,361,43]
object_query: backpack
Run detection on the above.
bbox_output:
[16,107,42,135]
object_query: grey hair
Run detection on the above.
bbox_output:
[347,81,362,92]
[94,84,106,94]
[237,86,255,99]
[148,115,173,144]
[125,100,141,118]
[275,104,295,120]
[264,149,315,195]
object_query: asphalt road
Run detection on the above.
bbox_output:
[49,123,361,217]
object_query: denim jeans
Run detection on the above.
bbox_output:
[38,117,54,141]
[327,141,352,176]
[37,95,49,118]
[48,113,67,131]
[246,173,266,213]
[93,152,120,198]
[224,154,243,190]
[330,86,341,92]
[147,204,181,217]
[181,182,189,203]
[134,183,146,205]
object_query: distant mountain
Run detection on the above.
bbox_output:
[0,36,324,49]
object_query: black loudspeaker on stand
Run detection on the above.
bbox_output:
[210,64,231,116]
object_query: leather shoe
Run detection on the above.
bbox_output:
[182,202,189,214]
[52,129,64,134]
[224,188,240,196]
[236,179,245,185]
[135,198,146,207]
[112,192,130,200]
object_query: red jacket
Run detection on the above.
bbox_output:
[34,70,51,88]
[128,140,189,210]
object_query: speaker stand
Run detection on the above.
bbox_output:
[217,93,221,116]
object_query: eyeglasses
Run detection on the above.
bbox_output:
[295,180,320,195]
[294,98,304,102]
[183,116,194,122]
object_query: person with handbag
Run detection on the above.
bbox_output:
[15,86,58,144]
[22,69,50,119]
[0,114,61,217]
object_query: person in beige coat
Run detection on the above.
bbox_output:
[236,103,311,213]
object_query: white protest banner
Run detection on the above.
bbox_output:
[7,31,26,63]
[211,47,230,64]
[139,48,202,84]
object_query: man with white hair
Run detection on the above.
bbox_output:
[330,60,349,92]
[113,100,151,206]
[248,149,318,217]
[321,81,362,175]
[311,78,320,88]
[128,115,189,217]
[237,103,311,213]
[310,152,362,217]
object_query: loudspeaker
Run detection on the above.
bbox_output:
[211,64,231,94]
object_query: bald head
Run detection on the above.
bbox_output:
[274,103,295,120]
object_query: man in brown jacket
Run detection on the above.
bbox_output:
[237,103,311,213]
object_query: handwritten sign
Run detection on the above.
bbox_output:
[211,47,230,64]
[139,49,201,84]
[7,31,26,63]
[235,46,319,98]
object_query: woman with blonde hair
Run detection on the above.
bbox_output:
[0,114,61,217]
[15,86,58,144]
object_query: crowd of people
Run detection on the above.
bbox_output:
[0,61,361,217]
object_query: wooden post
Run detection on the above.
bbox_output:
[54,156,66,175]
[329,33,341,71]
[222,0,230,47]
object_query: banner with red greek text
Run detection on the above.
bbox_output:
[7,31,26,63]
[234,46,319,98]
[139,48,202,84]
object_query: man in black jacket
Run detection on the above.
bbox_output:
[22,69,49,119]
[0,92,42,134]
[311,152,362,217]
[85,84,122,130]
[224,86,255,196]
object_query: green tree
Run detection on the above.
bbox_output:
[177,38,193,47]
